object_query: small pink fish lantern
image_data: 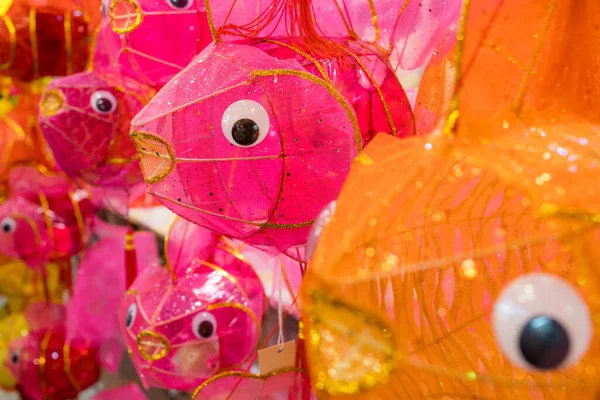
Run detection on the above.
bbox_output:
[7,324,101,400]
[120,218,265,391]
[96,0,213,88]
[0,167,94,270]
[39,68,154,189]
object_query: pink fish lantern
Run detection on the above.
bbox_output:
[129,28,417,257]
[67,228,160,373]
[7,324,101,400]
[96,0,213,88]
[119,218,265,391]
[0,167,94,269]
[39,69,154,189]
[90,383,147,400]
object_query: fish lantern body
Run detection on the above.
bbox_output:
[120,238,265,390]
[7,324,101,400]
[0,0,95,81]
[0,313,28,391]
[130,41,413,255]
[0,168,94,269]
[300,128,600,398]
[97,0,213,88]
[39,70,153,188]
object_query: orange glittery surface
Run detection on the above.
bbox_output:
[300,0,600,398]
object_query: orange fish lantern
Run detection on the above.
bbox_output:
[300,0,600,398]
[0,0,100,82]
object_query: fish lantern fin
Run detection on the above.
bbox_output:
[165,217,218,278]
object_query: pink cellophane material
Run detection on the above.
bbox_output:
[192,368,314,400]
[0,167,94,268]
[239,243,304,319]
[67,230,159,373]
[207,0,459,70]
[7,324,101,400]
[96,0,213,88]
[119,219,265,390]
[0,0,99,81]
[39,69,153,189]
[131,42,367,256]
[89,383,147,400]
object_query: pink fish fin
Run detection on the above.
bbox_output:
[8,166,74,199]
[89,383,147,400]
[191,367,313,400]
[165,217,218,277]
[25,302,66,331]
[97,337,125,373]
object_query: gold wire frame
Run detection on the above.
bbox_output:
[110,0,143,34]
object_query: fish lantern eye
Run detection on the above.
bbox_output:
[192,312,217,339]
[90,90,118,115]
[0,217,16,234]
[221,100,270,147]
[125,303,137,329]
[492,273,592,371]
[166,0,193,10]
[10,350,20,365]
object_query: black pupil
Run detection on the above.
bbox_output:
[126,310,133,327]
[231,118,260,146]
[519,315,570,369]
[169,0,189,8]
[96,98,113,112]
[2,224,11,233]
[11,353,18,364]
[198,321,214,338]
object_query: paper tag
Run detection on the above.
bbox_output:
[258,340,297,375]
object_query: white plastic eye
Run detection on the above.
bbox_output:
[90,90,117,114]
[192,312,217,339]
[492,273,591,371]
[125,303,137,329]
[166,0,193,10]
[221,100,270,147]
[0,217,16,234]
[306,201,337,261]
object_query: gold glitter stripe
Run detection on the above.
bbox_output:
[37,192,55,252]
[251,68,362,152]
[442,0,472,137]
[367,0,380,43]
[264,40,332,84]
[0,15,16,69]
[13,213,41,248]
[163,216,179,281]
[29,8,39,79]
[63,341,81,392]
[192,367,307,399]
[68,191,86,247]
[38,329,52,400]
[106,155,139,165]
[64,12,72,75]
[203,0,218,42]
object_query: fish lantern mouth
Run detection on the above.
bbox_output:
[130,132,175,184]
[137,331,171,361]
[306,292,396,396]
[40,90,64,117]
[110,0,143,34]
